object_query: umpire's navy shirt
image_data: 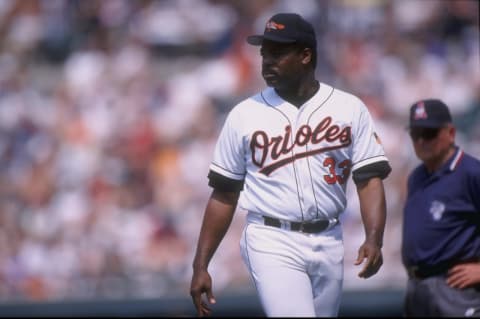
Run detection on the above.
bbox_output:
[402,146,480,268]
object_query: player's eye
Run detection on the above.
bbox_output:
[260,48,288,59]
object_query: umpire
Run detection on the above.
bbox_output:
[402,99,480,316]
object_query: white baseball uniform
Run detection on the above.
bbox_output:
[207,83,390,316]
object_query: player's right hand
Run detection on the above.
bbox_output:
[190,269,216,317]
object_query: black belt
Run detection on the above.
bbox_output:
[263,216,331,234]
[407,264,449,280]
[407,258,480,280]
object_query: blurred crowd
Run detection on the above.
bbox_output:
[0,0,478,302]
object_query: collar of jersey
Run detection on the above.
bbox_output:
[262,83,333,110]
[422,146,463,178]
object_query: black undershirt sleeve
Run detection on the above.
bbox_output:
[352,160,392,185]
[208,170,244,192]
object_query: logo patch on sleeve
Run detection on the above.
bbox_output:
[373,132,382,144]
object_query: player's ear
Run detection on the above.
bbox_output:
[301,47,313,66]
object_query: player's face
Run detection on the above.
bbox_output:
[409,125,455,165]
[260,40,310,89]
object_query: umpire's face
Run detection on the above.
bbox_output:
[260,40,314,90]
[410,124,456,166]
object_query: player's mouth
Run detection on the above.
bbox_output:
[262,66,277,76]
[262,71,278,81]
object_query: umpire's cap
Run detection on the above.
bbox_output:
[246,13,317,49]
[408,99,452,128]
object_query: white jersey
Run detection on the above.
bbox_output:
[209,83,389,222]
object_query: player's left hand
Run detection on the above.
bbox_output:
[354,241,383,278]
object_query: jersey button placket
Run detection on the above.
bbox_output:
[297,149,316,220]
[294,158,306,209]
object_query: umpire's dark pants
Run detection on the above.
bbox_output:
[404,275,480,317]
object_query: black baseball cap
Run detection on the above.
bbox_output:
[408,99,452,128]
[246,13,316,49]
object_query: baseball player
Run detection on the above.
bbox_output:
[190,13,391,317]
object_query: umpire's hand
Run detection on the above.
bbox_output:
[354,241,383,278]
[190,269,216,317]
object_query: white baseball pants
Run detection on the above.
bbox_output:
[240,213,344,317]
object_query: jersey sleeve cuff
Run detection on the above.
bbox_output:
[208,170,244,192]
[352,155,389,172]
[210,162,245,180]
[352,160,392,184]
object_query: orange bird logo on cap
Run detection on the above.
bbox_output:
[414,102,428,119]
[265,20,285,31]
